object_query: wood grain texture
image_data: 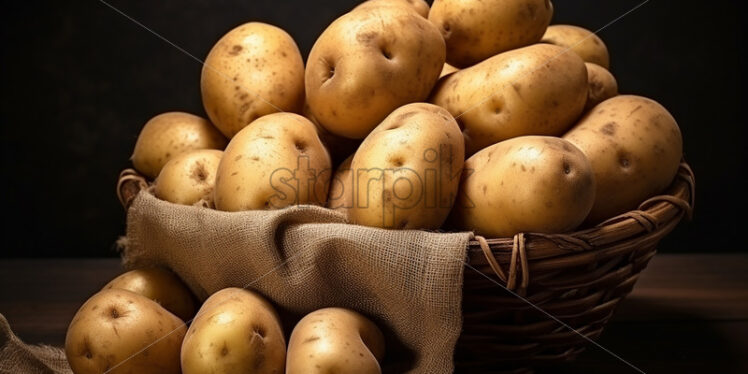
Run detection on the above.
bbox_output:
[0,254,746,373]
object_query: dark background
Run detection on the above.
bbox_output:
[0,0,744,257]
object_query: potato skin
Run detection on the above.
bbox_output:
[181,288,285,374]
[451,136,595,237]
[214,113,331,211]
[65,289,186,374]
[286,308,385,374]
[202,22,305,138]
[541,24,610,69]
[350,103,464,229]
[563,95,683,224]
[354,0,430,18]
[429,0,554,68]
[103,268,197,321]
[439,62,459,78]
[305,6,445,139]
[430,43,588,156]
[132,112,227,179]
[154,149,223,206]
[585,63,618,110]
[327,154,354,217]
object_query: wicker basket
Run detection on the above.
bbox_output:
[117,161,694,373]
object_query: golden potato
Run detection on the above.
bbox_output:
[563,95,682,223]
[430,43,588,155]
[585,62,618,110]
[214,113,331,211]
[439,62,459,78]
[103,268,197,321]
[202,22,305,138]
[132,112,227,179]
[327,154,354,216]
[541,24,610,69]
[350,103,464,229]
[181,288,285,374]
[429,0,553,67]
[354,0,430,18]
[305,6,445,139]
[451,136,595,237]
[65,289,186,374]
[154,149,223,206]
[286,308,385,374]
[302,102,361,165]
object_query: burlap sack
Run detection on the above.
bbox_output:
[0,314,72,374]
[121,191,472,373]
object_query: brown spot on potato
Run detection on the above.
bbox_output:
[221,344,229,356]
[229,45,243,56]
[192,162,208,181]
[294,140,307,152]
[303,336,320,344]
[234,155,242,161]
[601,122,617,135]
[109,308,119,319]
[356,31,378,44]
[563,162,572,175]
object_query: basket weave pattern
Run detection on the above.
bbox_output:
[117,162,694,372]
[457,162,694,372]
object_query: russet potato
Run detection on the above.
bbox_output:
[429,0,554,67]
[563,95,682,223]
[305,5,445,139]
[431,43,588,155]
[102,268,197,322]
[181,288,285,374]
[65,289,186,374]
[451,136,596,237]
[214,113,331,211]
[350,103,464,229]
[132,112,227,179]
[286,308,385,374]
[154,149,223,206]
[202,22,305,138]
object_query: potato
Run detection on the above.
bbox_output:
[354,0,430,18]
[451,136,595,237]
[132,112,227,179]
[350,103,464,229]
[439,62,459,78]
[102,268,197,321]
[327,154,354,216]
[429,0,553,67]
[305,5,445,139]
[65,289,186,374]
[585,62,618,110]
[541,24,610,69]
[563,95,682,223]
[181,288,285,374]
[154,149,223,206]
[430,43,588,156]
[302,102,361,166]
[214,113,331,211]
[202,22,305,138]
[286,308,385,374]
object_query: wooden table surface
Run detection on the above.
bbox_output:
[1,254,746,373]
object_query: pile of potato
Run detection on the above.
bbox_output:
[66,268,385,374]
[130,0,683,237]
[80,0,685,372]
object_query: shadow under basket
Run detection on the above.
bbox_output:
[117,161,695,374]
[457,161,695,373]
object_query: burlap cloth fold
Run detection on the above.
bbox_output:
[2,191,472,373]
[124,191,471,373]
[0,314,72,374]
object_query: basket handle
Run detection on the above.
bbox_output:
[117,169,147,210]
